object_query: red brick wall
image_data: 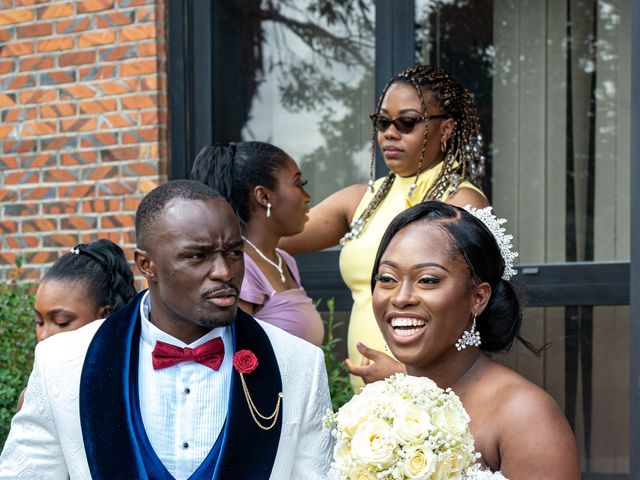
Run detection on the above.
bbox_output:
[0,0,168,284]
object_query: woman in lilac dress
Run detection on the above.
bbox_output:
[191,142,324,346]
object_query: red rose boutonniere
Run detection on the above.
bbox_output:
[233,349,259,374]
[233,349,282,430]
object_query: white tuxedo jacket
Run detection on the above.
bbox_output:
[0,292,333,479]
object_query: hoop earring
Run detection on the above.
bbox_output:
[266,202,271,218]
[441,138,447,153]
[455,314,481,351]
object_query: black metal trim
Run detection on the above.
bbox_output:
[167,0,188,179]
[190,2,214,154]
[167,1,214,179]
[629,0,640,474]
[295,250,351,310]
[374,0,415,175]
[582,475,628,480]
[515,262,629,307]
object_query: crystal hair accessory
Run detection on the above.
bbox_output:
[463,205,518,280]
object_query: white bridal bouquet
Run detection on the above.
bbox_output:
[324,373,482,480]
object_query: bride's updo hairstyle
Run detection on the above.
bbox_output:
[191,142,290,227]
[370,201,524,353]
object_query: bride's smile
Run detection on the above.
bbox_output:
[388,316,427,337]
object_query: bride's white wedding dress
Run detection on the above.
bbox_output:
[473,469,508,479]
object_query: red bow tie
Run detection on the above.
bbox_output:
[151,337,225,371]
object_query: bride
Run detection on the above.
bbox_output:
[368,201,580,478]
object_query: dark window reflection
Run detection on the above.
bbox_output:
[415,0,494,198]
[212,0,375,203]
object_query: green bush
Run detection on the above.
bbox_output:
[319,298,353,411]
[0,272,35,448]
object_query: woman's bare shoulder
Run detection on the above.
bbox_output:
[480,362,580,479]
[478,362,563,420]
[446,186,489,209]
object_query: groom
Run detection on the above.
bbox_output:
[0,180,333,479]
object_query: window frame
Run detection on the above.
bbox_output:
[629,0,640,475]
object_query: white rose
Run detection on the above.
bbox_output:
[360,381,401,418]
[376,392,403,419]
[434,452,467,480]
[393,404,432,443]
[402,445,437,479]
[432,405,468,437]
[403,374,438,391]
[360,379,388,396]
[331,441,353,472]
[336,395,375,437]
[346,465,378,480]
[350,418,398,468]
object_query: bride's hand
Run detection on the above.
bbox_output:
[345,342,406,384]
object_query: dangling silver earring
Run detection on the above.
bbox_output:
[266,202,271,218]
[455,314,481,351]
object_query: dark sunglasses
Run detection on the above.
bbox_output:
[369,113,449,134]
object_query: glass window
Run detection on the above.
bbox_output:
[415,0,631,264]
[212,1,375,203]
[416,1,631,476]
[502,305,629,475]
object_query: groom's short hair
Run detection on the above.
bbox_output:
[135,179,223,249]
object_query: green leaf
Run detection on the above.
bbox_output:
[0,275,35,449]
[318,297,353,411]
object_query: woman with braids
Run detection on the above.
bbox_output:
[18,239,137,410]
[280,65,489,389]
[190,142,324,346]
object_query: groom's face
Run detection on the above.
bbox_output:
[136,197,245,340]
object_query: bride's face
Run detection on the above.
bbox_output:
[372,221,480,371]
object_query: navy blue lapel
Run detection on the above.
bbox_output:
[213,309,283,479]
[80,290,147,479]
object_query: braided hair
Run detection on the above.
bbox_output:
[341,64,485,244]
[43,239,137,315]
[190,142,290,226]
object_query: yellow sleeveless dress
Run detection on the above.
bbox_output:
[339,161,484,391]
